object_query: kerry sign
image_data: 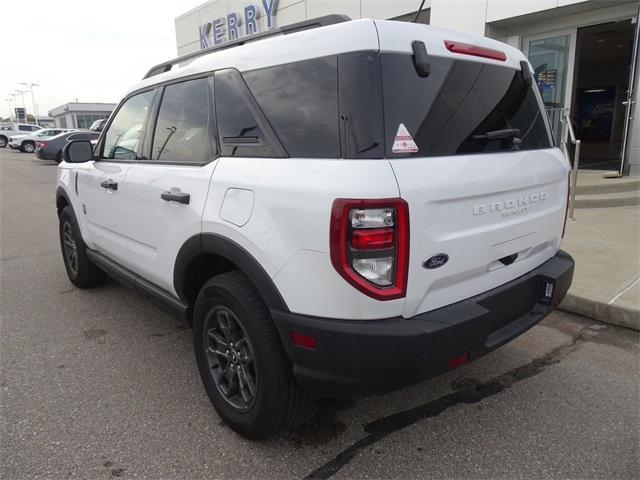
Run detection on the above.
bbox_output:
[198,0,278,48]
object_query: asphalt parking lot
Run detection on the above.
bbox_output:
[1,148,639,480]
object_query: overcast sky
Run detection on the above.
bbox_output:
[1,0,206,119]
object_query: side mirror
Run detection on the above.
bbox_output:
[62,140,94,163]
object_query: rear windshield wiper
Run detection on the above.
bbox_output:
[472,128,521,140]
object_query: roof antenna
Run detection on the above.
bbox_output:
[413,0,427,23]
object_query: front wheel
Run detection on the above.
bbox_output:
[193,271,306,440]
[0,136,7,148]
[22,141,35,153]
[59,206,106,288]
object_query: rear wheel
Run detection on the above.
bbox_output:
[59,206,106,288]
[193,271,306,439]
[22,141,35,153]
[0,136,7,148]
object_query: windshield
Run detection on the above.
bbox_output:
[381,54,552,157]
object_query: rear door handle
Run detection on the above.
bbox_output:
[161,190,190,204]
[100,180,118,190]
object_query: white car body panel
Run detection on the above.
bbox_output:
[389,148,568,318]
[201,157,404,319]
[113,162,217,293]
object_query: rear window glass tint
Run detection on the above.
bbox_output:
[243,57,339,158]
[382,54,552,157]
[338,52,385,159]
[215,69,279,158]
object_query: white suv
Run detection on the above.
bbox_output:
[56,16,574,439]
[0,123,44,148]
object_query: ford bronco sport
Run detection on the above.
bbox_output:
[56,16,574,439]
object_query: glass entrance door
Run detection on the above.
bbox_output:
[620,11,639,175]
[572,19,637,170]
[524,32,575,144]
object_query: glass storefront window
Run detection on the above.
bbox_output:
[527,35,570,144]
[74,113,110,129]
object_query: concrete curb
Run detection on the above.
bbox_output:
[559,293,640,331]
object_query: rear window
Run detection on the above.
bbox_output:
[382,54,552,157]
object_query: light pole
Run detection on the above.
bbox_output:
[8,93,19,121]
[20,83,39,123]
[5,98,12,121]
[15,89,29,123]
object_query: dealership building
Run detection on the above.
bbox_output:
[175,0,640,175]
[48,102,116,130]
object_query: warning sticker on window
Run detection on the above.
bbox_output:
[392,123,418,153]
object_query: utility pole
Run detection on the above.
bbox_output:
[15,89,29,122]
[20,83,39,123]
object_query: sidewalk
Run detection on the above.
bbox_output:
[559,177,640,330]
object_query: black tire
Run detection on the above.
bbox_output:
[193,271,306,440]
[59,206,107,288]
[22,141,35,153]
[56,151,62,163]
[0,136,7,148]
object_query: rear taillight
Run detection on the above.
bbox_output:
[330,199,409,300]
[36,142,46,149]
[444,40,507,61]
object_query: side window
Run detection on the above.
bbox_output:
[18,125,31,131]
[151,78,213,163]
[244,57,340,158]
[215,69,280,158]
[102,90,155,160]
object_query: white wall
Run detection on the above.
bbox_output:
[429,0,487,36]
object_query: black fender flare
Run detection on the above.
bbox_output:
[56,186,73,215]
[173,233,289,312]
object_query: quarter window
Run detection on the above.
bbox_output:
[244,57,340,158]
[102,90,155,160]
[151,78,213,163]
[215,69,279,158]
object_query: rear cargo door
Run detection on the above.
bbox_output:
[379,46,569,318]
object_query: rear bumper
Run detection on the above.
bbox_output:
[36,149,54,159]
[272,250,574,397]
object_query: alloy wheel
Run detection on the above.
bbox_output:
[204,306,257,411]
[62,221,78,276]
[24,143,35,153]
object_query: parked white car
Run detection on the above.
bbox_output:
[9,128,74,153]
[0,123,44,148]
[56,16,574,440]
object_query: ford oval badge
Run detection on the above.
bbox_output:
[423,254,449,270]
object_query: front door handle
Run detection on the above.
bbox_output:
[100,180,118,190]
[161,190,190,204]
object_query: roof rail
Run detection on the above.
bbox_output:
[143,14,351,80]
